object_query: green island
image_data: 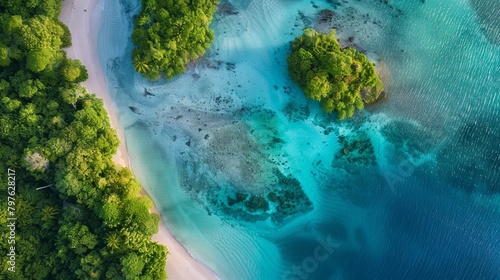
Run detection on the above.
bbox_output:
[287,28,384,119]
[132,0,219,80]
[0,1,167,279]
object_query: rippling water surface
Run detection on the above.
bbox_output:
[99,0,500,279]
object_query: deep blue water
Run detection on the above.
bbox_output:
[100,0,500,279]
[340,181,500,280]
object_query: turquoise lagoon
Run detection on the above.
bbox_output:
[99,0,500,279]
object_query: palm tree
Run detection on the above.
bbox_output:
[106,232,120,251]
[133,55,149,73]
[41,206,59,222]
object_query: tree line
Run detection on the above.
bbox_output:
[0,0,167,278]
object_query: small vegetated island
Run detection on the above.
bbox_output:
[287,28,384,119]
[132,0,219,80]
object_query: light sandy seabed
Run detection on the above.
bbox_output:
[59,0,219,279]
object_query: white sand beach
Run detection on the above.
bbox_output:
[59,0,219,279]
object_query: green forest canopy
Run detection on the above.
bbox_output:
[131,0,219,80]
[0,0,167,279]
[287,28,384,120]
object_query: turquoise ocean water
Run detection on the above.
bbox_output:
[99,0,500,279]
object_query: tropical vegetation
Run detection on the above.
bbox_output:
[131,0,219,80]
[287,28,384,119]
[0,0,167,278]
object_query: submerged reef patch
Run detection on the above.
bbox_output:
[174,106,313,224]
[469,0,500,45]
[380,120,438,164]
[282,101,310,122]
[320,125,386,205]
[437,121,500,194]
[216,168,313,224]
[331,128,378,177]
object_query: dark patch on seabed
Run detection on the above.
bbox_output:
[437,119,500,194]
[469,0,500,45]
[174,107,313,225]
[327,127,387,205]
[381,120,438,161]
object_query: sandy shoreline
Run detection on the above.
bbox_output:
[59,0,219,279]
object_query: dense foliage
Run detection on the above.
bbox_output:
[287,29,384,119]
[0,1,167,279]
[131,0,219,80]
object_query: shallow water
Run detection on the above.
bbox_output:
[99,0,500,279]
